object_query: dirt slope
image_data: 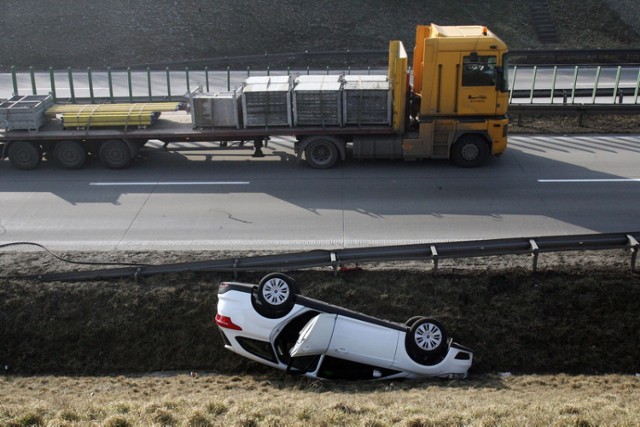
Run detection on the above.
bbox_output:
[0,0,638,70]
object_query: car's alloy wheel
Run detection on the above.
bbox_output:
[405,317,449,365]
[255,273,299,317]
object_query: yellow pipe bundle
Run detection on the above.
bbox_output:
[47,102,182,116]
[49,102,181,128]
[62,112,159,128]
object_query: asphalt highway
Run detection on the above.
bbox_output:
[1,134,638,251]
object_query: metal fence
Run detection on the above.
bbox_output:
[4,63,640,111]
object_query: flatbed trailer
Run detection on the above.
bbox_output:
[0,111,397,169]
[0,23,510,171]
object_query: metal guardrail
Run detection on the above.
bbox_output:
[19,231,639,282]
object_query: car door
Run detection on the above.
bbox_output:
[326,315,400,368]
[289,313,337,358]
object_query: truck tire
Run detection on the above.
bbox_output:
[303,136,340,169]
[99,139,132,169]
[451,135,489,168]
[8,141,42,170]
[54,140,86,169]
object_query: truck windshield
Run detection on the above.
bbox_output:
[462,55,497,87]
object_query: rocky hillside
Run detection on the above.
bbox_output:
[0,0,638,70]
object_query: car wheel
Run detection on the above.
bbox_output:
[256,273,299,316]
[405,317,448,364]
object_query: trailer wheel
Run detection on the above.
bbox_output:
[100,139,132,169]
[451,135,489,168]
[304,136,340,169]
[54,140,86,169]
[8,141,42,170]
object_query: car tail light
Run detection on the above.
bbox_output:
[215,314,242,330]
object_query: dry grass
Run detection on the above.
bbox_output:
[1,373,639,426]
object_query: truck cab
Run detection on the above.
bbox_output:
[380,24,510,167]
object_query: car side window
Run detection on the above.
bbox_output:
[236,337,277,363]
[462,55,497,86]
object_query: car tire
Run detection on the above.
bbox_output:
[405,317,448,365]
[255,273,299,317]
[405,316,424,327]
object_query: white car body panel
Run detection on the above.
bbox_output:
[328,316,399,369]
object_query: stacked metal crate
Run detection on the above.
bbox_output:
[242,76,292,127]
[342,75,392,126]
[0,94,53,130]
[293,75,342,127]
[190,90,242,128]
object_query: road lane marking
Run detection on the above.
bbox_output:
[538,179,640,183]
[90,181,250,186]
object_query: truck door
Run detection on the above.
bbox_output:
[458,53,499,115]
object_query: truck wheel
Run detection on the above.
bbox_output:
[8,141,42,170]
[54,140,86,169]
[451,135,489,168]
[304,136,340,169]
[100,139,132,169]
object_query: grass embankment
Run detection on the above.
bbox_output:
[2,374,639,426]
[1,263,639,375]
[1,254,639,425]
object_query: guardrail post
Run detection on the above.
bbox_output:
[330,252,339,276]
[267,66,270,76]
[529,239,540,273]
[550,66,558,104]
[127,67,133,103]
[508,65,517,104]
[166,67,172,101]
[628,235,639,273]
[205,66,210,92]
[29,66,37,95]
[147,67,153,101]
[430,245,439,273]
[185,67,190,93]
[570,66,579,104]
[11,66,18,95]
[48,67,57,102]
[227,66,231,91]
[87,67,94,103]
[108,67,114,102]
[612,66,622,104]
[634,68,640,104]
[528,66,538,104]
[591,66,601,104]
[67,67,76,103]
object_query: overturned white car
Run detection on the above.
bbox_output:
[215,273,472,380]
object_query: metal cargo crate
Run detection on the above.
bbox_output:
[0,94,53,130]
[293,75,342,127]
[342,76,392,126]
[190,90,242,128]
[242,77,292,127]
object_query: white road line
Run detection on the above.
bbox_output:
[538,179,640,183]
[90,181,250,186]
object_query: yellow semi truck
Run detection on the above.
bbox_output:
[0,24,509,170]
